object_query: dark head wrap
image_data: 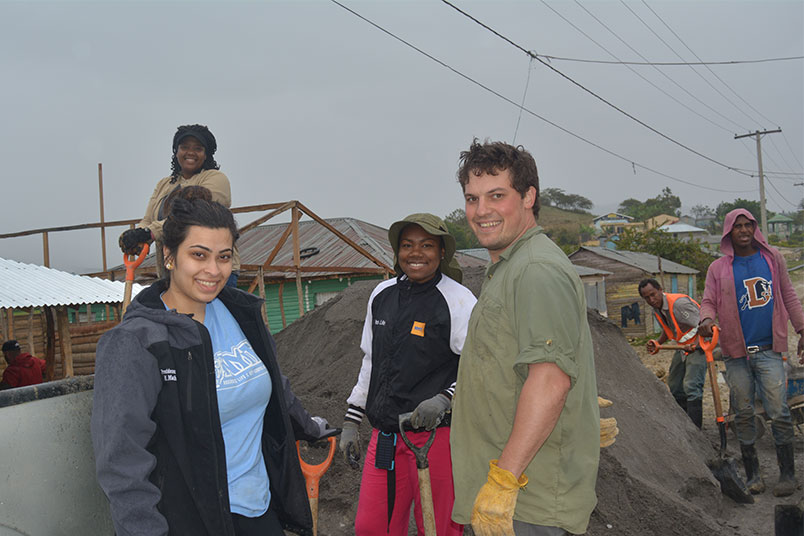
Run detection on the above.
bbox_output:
[172,124,217,156]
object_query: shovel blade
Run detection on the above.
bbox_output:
[710,457,754,504]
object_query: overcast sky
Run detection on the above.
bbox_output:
[1,0,802,273]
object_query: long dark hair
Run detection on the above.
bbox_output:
[169,124,220,182]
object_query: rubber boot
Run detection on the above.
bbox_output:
[686,399,703,429]
[740,444,765,494]
[773,443,797,498]
[674,396,687,412]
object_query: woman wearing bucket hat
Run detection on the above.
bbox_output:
[339,213,477,536]
[118,124,239,284]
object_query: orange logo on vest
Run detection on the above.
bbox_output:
[740,277,772,310]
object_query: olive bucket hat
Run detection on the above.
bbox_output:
[388,213,463,284]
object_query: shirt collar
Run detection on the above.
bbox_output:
[486,225,543,277]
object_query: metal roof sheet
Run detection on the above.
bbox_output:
[574,246,698,274]
[0,257,144,308]
[658,223,707,233]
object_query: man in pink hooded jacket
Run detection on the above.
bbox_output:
[699,208,804,498]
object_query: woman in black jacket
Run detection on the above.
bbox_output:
[92,192,335,536]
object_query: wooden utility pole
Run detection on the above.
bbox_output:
[735,129,782,237]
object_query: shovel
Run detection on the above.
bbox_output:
[296,436,337,536]
[121,242,150,316]
[398,412,437,536]
[700,327,753,504]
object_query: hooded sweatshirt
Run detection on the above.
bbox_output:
[699,208,804,358]
[1,353,46,387]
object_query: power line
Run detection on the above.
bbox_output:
[537,0,736,133]
[534,54,804,66]
[781,132,804,169]
[512,57,534,145]
[575,0,749,132]
[440,0,755,176]
[766,176,801,209]
[767,137,801,175]
[641,1,780,129]
[328,0,755,194]
[621,0,758,130]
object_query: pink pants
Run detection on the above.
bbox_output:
[355,427,463,536]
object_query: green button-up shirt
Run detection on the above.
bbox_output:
[450,226,599,534]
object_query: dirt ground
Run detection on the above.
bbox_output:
[275,267,804,535]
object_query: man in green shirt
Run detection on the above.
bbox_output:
[450,140,599,535]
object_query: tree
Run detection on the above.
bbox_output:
[617,187,681,221]
[615,227,715,292]
[541,188,593,213]
[443,209,479,249]
[690,204,714,219]
[715,198,773,222]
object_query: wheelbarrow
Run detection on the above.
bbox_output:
[296,436,337,536]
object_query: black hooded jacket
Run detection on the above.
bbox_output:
[91,281,315,536]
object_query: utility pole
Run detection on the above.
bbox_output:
[735,128,781,237]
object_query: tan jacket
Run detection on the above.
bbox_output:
[137,169,240,275]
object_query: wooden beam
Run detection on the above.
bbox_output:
[296,201,393,273]
[42,232,50,267]
[292,207,304,318]
[27,308,35,355]
[238,200,296,236]
[56,307,74,377]
[44,307,55,381]
[98,163,108,272]
[6,308,13,339]
[245,222,294,294]
[0,202,289,240]
[69,320,119,336]
[256,265,388,274]
[257,267,270,332]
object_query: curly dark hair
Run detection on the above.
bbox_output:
[457,139,540,219]
[169,124,220,182]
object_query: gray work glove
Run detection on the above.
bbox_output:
[410,393,451,431]
[339,421,360,469]
[311,416,340,439]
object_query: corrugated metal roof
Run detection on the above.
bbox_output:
[574,265,613,277]
[575,246,698,274]
[0,257,144,308]
[658,223,707,233]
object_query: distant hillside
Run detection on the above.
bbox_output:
[538,205,595,233]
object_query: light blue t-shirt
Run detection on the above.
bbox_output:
[204,298,272,517]
[733,251,774,347]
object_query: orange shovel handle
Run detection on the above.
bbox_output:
[296,436,337,499]
[124,242,150,282]
[699,326,719,361]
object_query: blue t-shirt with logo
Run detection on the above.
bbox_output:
[733,251,774,347]
[204,298,272,517]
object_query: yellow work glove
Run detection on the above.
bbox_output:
[598,396,613,408]
[470,460,528,536]
[600,417,619,448]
